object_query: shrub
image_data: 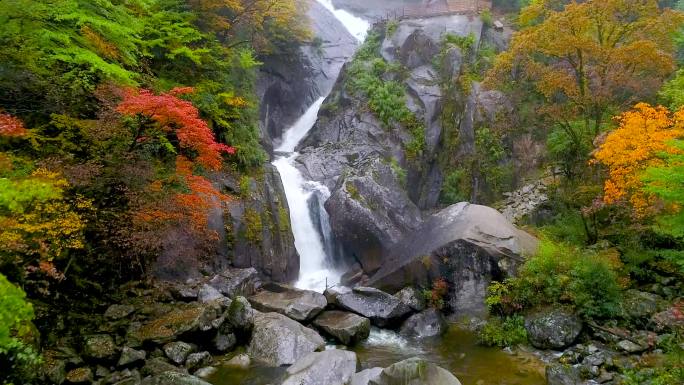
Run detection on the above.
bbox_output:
[478,315,528,347]
[423,278,449,310]
[485,238,623,319]
[0,273,41,385]
[481,9,494,28]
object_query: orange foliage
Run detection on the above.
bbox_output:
[116,87,236,170]
[0,113,28,137]
[592,103,684,216]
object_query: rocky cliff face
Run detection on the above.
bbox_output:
[295,15,534,315]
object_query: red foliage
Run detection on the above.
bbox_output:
[0,112,28,137]
[116,87,235,170]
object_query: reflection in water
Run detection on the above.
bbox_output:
[209,326,546,385]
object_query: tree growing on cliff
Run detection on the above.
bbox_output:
[487,0,683,174]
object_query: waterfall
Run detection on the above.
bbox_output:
[272,1,369,292]
[273,99,339,292]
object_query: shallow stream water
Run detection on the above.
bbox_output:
[209,325,546,385]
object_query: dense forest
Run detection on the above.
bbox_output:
[1,0,684,384]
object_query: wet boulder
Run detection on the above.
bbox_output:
[185,352,212,372]
[249,283,327,322]
[399,308,448,338]
[197,284,225,303]
[394,286,426,312]
[374,357,462,385]
[247,312,325,366]
[83,334,117,361]
[312,310,371,345]
[327,286,412,327]
[281,349,358,385]
[117,347,146,367]
[207,267,261,298]
[226,296,255,332]
[525,309,582,350]
[163,342,196,365]
[369,203,538,316]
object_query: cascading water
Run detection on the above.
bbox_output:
[272,1,369,292]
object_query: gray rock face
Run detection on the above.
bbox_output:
[117,347,146,367]
[622,290,666,321]
[207,267,261,298]
[328,286,412,327]
[197,284,225,303]
[394,287,426,312]
[141,372,212,385]
[349,367,383,385]
[323,158,423,274]
[163,342,196,365]
[227,165,299,282]
[399,308,448,338]
[545,364,581,385]
[249,283,327,322]
[369,203,538,316]
[373,357,462,385]
[281,350,358,385]
[313,310,371,345]
[83,334,117,361]
[185,352,213,372]
[247,312,326,366]
[525,309,583,350]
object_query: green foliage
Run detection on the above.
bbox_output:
[486,239,623,319]
[386,20,399,37]
[478,315,528,347]
[481,9,494,27]
[346,31,425,160]
[546,122,595,178]
[643,140,684,239]
[621,334,684,385]
[389,158,407,187]
[242,208,263,245]
[440,169,469,204]
[0,273,41,385]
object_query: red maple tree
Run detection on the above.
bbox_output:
[0,113,28,137]
[116,87,235,170]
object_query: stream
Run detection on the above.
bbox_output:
[212,2,547,384]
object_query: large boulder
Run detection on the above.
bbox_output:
[130,304,221,344]
[369,203,538,316]
[525,309,583,350]
[622,290,666,322]
[226,296,255,332]
[399,308,448,338]
[327,286,412,327]
[247,312,325,366]
[249,283,327,322]
[313,310,371,345]
[545,364,581,385]
[83,334,117,361]
[207,267,261,298]
[373,357,462,385]
[280,350,358,385]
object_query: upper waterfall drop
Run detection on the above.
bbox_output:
[315,0,370,41]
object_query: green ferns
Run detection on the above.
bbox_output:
[346,31,426,160]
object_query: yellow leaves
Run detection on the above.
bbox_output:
[81,25,120,60]
[592,103,684,216]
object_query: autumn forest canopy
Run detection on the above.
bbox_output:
[2,0,684,384]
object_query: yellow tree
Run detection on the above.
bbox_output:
[592,103,684,216]
[487,0,683,139]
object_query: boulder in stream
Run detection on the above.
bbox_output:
[249,282,327,321]
[247,312,325,366]
[326,286,412,327]
[281,349,358,385]
[313,310,371,345]
[373,357,462,385]
[399,308,448,338]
